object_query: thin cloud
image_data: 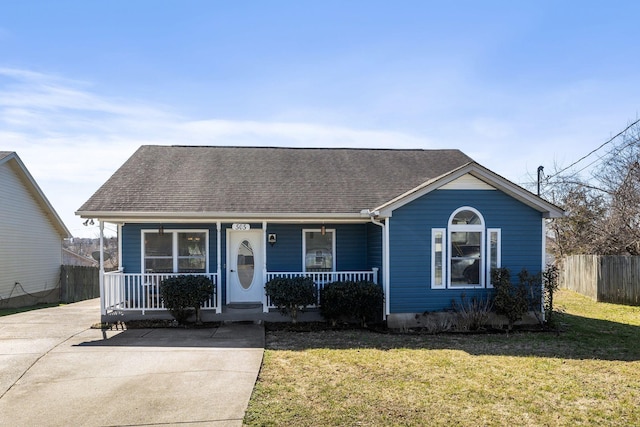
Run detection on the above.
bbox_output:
[0,68,435,237]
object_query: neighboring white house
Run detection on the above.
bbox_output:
[0,152,71,308]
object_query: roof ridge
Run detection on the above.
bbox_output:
[160,145,463,153]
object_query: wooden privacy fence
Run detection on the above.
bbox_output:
[60,265,100,303]
[561,255,640,306]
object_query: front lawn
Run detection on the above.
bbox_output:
[245,290,640,426]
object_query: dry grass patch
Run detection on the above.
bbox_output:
[245,290,640,426]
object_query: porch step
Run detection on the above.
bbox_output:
[224,303,263,314]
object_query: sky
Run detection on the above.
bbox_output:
[1,1,639,238]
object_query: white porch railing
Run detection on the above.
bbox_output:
[102,268,378,315]
[264,268,379,308]
[102,271,219,315]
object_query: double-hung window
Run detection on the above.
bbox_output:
[303,229,335,272]
[143,230,208,273]
[431,207,500,289]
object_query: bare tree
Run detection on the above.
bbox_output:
[542,120,640,258]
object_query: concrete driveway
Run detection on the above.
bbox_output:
[0,299,264,426]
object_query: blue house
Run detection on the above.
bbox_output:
[76,145,563,324]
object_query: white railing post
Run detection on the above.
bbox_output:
[372,267,379,284]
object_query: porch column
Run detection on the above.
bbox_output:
[262,221,268,313]
[216,221,222,313]
[99,220,106,315]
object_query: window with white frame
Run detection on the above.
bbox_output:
[430,207,501,289]
[303,229,335,272]
[143,230,208,273]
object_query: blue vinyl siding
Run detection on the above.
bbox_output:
[265,223,369,272]
[388,189,543,313]
[366,222,383,276]
[122,222,372,278]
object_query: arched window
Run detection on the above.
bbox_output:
[449,207,484,287]
[431,207,500,289]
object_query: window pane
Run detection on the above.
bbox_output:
[450,231,481,285]
[177,232,206,273]
[489,232,498,270]
[145,258,172,273]
[434,231,443,286]
[178,233,206,256]
[145,233,172,256]
[305,231,333,271]
[452,210,481,225]
[237,240,255,289]
[178,257,206,273]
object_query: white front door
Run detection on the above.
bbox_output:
[228,230,264,303]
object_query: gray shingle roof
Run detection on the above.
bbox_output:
[78,145,473,216]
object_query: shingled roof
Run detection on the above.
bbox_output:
[77,145,474,218]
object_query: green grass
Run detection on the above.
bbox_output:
[245,290,640,426]
[0,303,62,317]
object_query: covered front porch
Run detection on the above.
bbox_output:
[101,269,379,321]
[93,216,386,322]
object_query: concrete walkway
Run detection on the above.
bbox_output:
[0,299,264,426]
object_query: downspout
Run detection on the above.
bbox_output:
[369,212,389,320]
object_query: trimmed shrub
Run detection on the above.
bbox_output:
[492,267,528,330]
[320,280,384,327]
[265,276,317,323]
[159,275,213,324]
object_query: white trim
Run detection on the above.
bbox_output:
[263,221,268,312]
[99,221,105,315]
[486,228,501,288]
[447,207,485,289]
[141,229,210,274]
[76,211,375,222]
[117,223,123,270]
[216,222,222,313]
[431,228,446,289]
[226,229,264,303]
[302,228,336,272]
[384,218,390,316]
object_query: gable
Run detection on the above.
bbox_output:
[439,174,496,190]
[0,153,70,238]
[377,162,564,218]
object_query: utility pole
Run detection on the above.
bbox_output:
[537,166,544,196]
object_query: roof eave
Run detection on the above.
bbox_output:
[75,210,373,224]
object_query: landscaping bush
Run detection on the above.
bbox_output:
[492,267,528,330]
[320,280,384,327]
[543,264,560,326]
[159,275,213,324]
[265,276,317,323]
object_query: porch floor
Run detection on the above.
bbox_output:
[102,304,324,323]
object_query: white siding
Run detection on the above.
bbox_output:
[0,162,62,299]
[440,174,496,190]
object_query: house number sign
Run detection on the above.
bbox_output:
[232,223,250,231]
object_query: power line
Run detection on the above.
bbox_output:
[546,117,640,180]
